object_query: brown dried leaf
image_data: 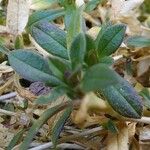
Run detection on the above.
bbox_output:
[86,26,100,40]
[0,61,13,74]
[14,74,37,101]
[6,0,30,35]
[0,124,14,148]
[128,122,137,142]
[137,57,150,77]
[110,0,144,20]
[110,0,144,35]
[107,122,129,150]
[0,25,7,33]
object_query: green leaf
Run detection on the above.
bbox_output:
[27,9,65,30]
[59,0,75,7]
[30,21,68,59]
[80,64,120,92]
[7,129,25,150]
[102,78,143,118]
[48,57,71,74]
[67,7,85,48]
[85,0,102,12]
[95,24,126,57]
[85,34,98,66]
[139,88,150,108]
[30,0,57,10]
[103,119,118,133]
[15,35,24,49]
[52,107,72,146]
[35,86,69,104]
[96,22,112,41]
[85,34,96,52]
[62,0,76,30]
[70,33,86,71]
[20,103,71,150]
[126,36,150,48]
[47,59,64,80]
[99,56,114,66]
[0,42,10,55]
[8,50,62,85]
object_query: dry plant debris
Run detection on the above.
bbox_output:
[0,0,150,150]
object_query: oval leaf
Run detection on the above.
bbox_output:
[126,36,150,47]
[27,9,64,30]
[85,0,102,12]
[85,34,98,66]
[102,78,143,118]
[49,57,71,74]
[70,33,86,71]
[66,7,85,48]
[80,64,120,92]
[8,50,62,85]
[30,21,68,59]
[96,24,126,57]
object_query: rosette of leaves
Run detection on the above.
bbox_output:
[0,1,143,150]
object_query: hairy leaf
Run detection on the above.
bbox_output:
[96,24,126,57]
[70,33,86,71]
[67,7,85,48]
[30,21,68,59]
[85,0,102,12]
[85,34,98,66]
[27,9,64,30]
[102,78,143,118]
[126,36,150,47]
[81,64,120,92]
[63,0,76,30]
[99,56,114,66]
[8,50,62,85]
[49,57,71,74]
